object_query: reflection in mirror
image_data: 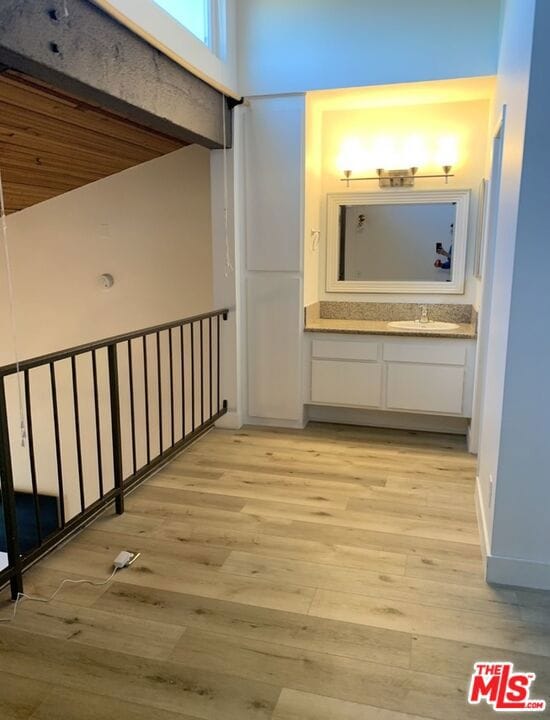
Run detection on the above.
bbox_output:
[338,202,456,283]
[326,190,469,293]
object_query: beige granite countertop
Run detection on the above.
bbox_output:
[304,317,477,339]
[304,301,477,339]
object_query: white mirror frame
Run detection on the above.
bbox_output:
[326,189,470,294]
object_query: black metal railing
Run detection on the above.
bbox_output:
[0,308,228,599]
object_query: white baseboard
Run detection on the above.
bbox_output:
[487,554,550,591]
[245,415,307,430]
[475,476,550,589]
[215,411,243,430]
[467,423,478,455]
[305,405,469,435]
[475,475,490,561]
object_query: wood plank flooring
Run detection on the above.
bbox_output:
[1,423,549,719]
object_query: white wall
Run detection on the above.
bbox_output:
[303,95,322,306]
[310,98,491,304]
[1,146,213,361]
[210,132,245,429]
[1,145,214,518]
[479,0,550,588]
[475,0,535,554]
[92,1,502,100]
[237,0,502,96]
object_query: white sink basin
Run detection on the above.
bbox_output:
[388,320,460,331]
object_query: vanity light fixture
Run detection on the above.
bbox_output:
[341,134,457,187]
[341,165,454,188]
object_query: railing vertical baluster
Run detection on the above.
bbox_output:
[127,340,137,476]
[169,329,174,446]
[50,363,66,527]
[190,322,195,432]
[200,320,204,426]
[156,331,163,454]
[23,370,42,546]
[107,344,124,515]
[222,311,228,413]
[71,356,85,512]
[0,376,24,599]
[209,317,213,417]
[91,350,104,499]
[143,335,151,464]
[217,315,221,413]
[0,309,228,597]
[180,324,185,439]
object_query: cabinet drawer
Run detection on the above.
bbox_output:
[383,341,466,365]
[312,339,379,362]
[386,364,465,414]
[312,360,382,407]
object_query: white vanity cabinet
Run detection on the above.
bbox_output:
[307,334,476,417]
[311,338,382,407]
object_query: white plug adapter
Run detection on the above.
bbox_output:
[113,551,140,569]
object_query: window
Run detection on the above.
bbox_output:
[153,0,210,47]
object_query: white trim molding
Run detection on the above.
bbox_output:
[215,411,243,430]
[306,405,468,434]
[486,555,550,591]
[246,416,308,430]
[325,189,470,294]
[476,476,550,590]
[475,475,491,560]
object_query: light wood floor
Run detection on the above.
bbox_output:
[1,423,549,719]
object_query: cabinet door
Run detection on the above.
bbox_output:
[313,339,379,361]
[383,342,466,365]
[311,360,382,407]
[386,364,465,415]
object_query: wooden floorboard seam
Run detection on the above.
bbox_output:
[0,423,548,720]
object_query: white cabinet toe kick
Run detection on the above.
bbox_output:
[305,334,476,419]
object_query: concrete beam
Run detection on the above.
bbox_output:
[0,0,231,148]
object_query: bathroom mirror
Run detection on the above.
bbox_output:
[326,190,470,293]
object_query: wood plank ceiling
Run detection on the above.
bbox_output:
[0,70,187,214]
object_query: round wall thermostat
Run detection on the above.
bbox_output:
[98,273,114,289]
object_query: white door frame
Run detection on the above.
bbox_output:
[469,106,507,454]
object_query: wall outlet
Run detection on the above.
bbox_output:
[99,223,110,241]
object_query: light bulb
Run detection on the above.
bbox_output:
[336,138,365,174]
[372,135,397,170]
[436,135,459,168]
[403,134,428,169]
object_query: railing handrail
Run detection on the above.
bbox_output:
[0,307,229,377]
[0,304,229,599]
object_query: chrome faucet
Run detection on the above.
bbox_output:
[419,304,429,323]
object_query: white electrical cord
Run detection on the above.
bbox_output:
[222,93,233,279]
[0,567,119,624]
